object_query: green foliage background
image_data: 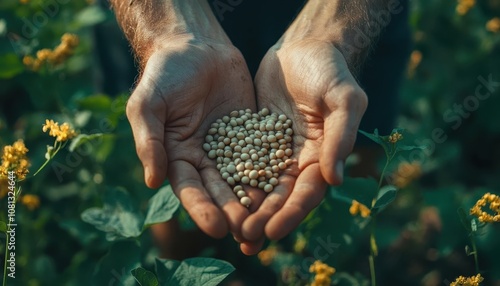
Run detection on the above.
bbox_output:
[0,0,499,285]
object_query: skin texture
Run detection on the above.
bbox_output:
[110,0,387,255]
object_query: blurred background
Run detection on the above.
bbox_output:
[0,0,500,285]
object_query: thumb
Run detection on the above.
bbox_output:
[126,79,168,189]
[320,88,367,185]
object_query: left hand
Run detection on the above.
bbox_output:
[239,39,368,255]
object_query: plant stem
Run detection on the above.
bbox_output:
[470,234,480,274]
[369,254,376,286]
[3,226,10,286]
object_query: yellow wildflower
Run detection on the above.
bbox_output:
[309,260,335,286]
[257,245,278,266]
[0,179,7,198]
[392,161,422,188]
[349,200,371,218]
[0,139,30,181]
[450,273,483,286]
[456,0,475,15]
[470,193,500,223]
[20,194,40,211]
[42,119,77,142]
[486,18,500,33]
[23,33,79,70]
[388,131,403,143]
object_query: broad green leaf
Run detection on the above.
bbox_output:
[93,241,140,286]
[371,185,397,214]
[69,133,104,152]
[330,177,378,207]
[0,221,7,232]
[0,53,24,79]
[81,187,143,240]
[166,258,235,286]
[144,185,180,228]
[131,267,159,286]
[457,207,472,233]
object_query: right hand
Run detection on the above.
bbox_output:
[126,35,259,240]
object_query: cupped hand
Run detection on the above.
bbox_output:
[240,39,368,254]
[126,35,258,239]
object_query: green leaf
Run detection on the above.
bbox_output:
[0,221,7,232]
[371,185,397,214]
[457,207,472,233]
[81,187,143,241]
[330,177,378,207]
[144,185,180,228]
[155,258,181,285]
[69,133,105,152]
[396,145,427,152]
[76,94,112,112]
[131,267,159,286]
[358,129,384,146]
[0,53,24,79]
[166,258,235,286]
[93,241,140,286]
[73,6,107,28]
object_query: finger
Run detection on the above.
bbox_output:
[320,89,367,185]
[239,237,266,256]
[168,160,228,238]
[200,168,249,236]
[265,163,327,240]
[241,174,295,241]
[126,82,168,189]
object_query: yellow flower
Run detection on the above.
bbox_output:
[23,33,79,70]
[20,194,40,211]
[392,161,422,188]
[0,139,30,181]
[309,260,335,286]
[486,17,500,33]
[19,0,29,4]
[456,0,475,15]
[257,246,278,266]
[450,273,483,286]
[388,131,403,143]
[349,200,371,218]
[42,119,77,142]
[470,193,500,223]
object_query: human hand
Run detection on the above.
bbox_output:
[126,35,258,239]
[240,39,368,254]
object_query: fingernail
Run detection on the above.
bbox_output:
[335,161,344,183]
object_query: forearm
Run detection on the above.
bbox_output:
[109,0,228,67]
[282,0,401,73]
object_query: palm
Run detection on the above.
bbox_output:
[241,40,367,249]
[127,37,256,238]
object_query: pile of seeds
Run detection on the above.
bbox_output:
[203,108,294,207]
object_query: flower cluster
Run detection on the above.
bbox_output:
[42,119,77,142]
[23,33,79,71]
[388,131,403,144]
[392,161,422,188]
[257,246,278,266]
[0,139,30,181]
[470,192,500,223]
[486,18,500,33]
[21,194,40,211]
[309,260,336,286]
[456,0,475,15]
[450,273,483,286]
[349,200,371,218]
